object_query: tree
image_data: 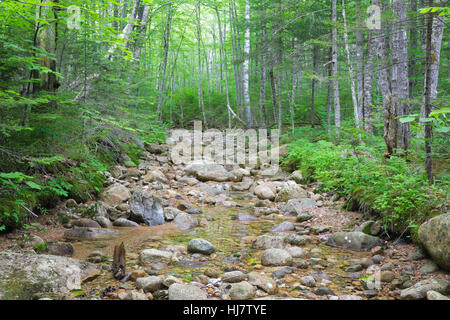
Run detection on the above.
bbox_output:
[243,0,252,128]
[331,0,341,136]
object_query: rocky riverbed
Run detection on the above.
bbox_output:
[0,142,449,300]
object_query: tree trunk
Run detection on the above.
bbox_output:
[290,37,299,135]
[363,30,375,134]
[259,26,267,128]
[342,0,361,129]
[156,3,172,119]
[423,0,434,183]
[243,0,252,128]
[331,0,341,136]
[421,0,445,115]
[391,0,410,150]
[311,44,318,128]
[215,7,245,127]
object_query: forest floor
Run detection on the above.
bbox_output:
[0,142,449,300]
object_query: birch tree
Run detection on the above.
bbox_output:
[243,0,252,128]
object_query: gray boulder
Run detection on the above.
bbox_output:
[100,183,130,207]
[0,252,98,299]
[64,227,118,241]
[113,218,139,227]
[326,232,384,251]
[187,239,215,255]
[400,278,449,300]
[418,213,450,271]
[129,189,165,226]
[282,198,317,216]
[270,221,295,232]
[261,248,292,266]
[229,281,255,300]
[168,283,207,300]
[173,212,199,230]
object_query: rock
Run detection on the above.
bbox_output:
[94,216,112,228]
[139,249,173,266]
[66,199,77,208]
[163,207,183,221]
[162,275,183,287]
[136,276,163,292]
[400,278,450,300]
[231,178,253,191]
[21,234,45,249]
[419,262,440,274]
[363,290,378,298]
[0,252,98,299]
[426,290,450,300]
[408,248,428,260]
[326,232,384,251]
[270,221,294,232]
[418,213,450,271]
[380,271,395,282]
[145,142,168,155]
[46,242,74,257]
[229,281,255,300]
[310,225,331,234]
[168,283,207,300]
[129,189,164,226]
[113,218,139,227]
[358,220,381,236]
[261,249,292,266]
[184,161,232,182]
[233,214,257,222]
[254,183,276,201]
[283,199,317,217]
[142,169,168,184]
[315,287,335,296]
[272,267,293,279]
[252,235,285,250]
[346,264,363,272]
[284,234,312,246]
[64,227,118,241]
[222,271,247,283]
[275,183,308,202]
[299,276,316,287]
[186,208,203,215]
[173,212,198,230]
[286,247,308,258]
[296,212,313,222]
[380,262,394,271]
[339,295,363,300]
[100,183,130,206]
[124,291,148,300]
[248,272,277,294]
[177,176,199,185]
[289,170,305,184]
[130,270,147,281]
[187,239,215,255]
[71,218,101,229]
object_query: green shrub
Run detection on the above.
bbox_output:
[283,139,447,237]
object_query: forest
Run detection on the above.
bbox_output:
[0,0,449,301]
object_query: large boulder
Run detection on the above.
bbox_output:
[129,189,164,226]
[252,235,285,250]
[400,278,449,300]
[282,199,317,216]
[261,249,292,266]
[184,161,232,182]
[0,252,98,299]
[254,183,276,201]
[173,212,199,230]
[100,184,130,207]
[229,281,255,300]
[187,239,215,255]
[142,169,168,184]
[326,232,384,252]
[168,283,207,300]
[418,213,450,271]
[113,218,139,227]
[139,249,173,266]
[289,170,305,184]
[248,272,277,294]
[64,227,118,241]
[275,182,308,202]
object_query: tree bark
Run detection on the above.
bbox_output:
[331,0,341,136]
[342,0,361,129]
[243,0,252,128]
[391,0,410,150]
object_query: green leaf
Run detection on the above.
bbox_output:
[26,181,43,190]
